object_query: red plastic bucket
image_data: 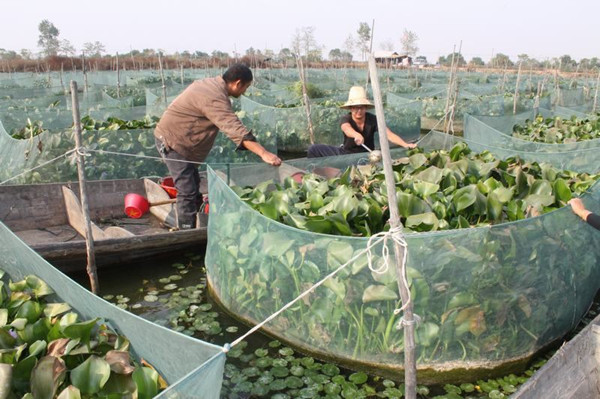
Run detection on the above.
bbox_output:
[124,193,149,219]
[159,176,178,198]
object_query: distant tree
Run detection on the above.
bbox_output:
[0,49,18,60]
[489,53,513,68]
[469,57,485,67]
[211,50,229,59]
[343,34,355,56]
[379,40,394,51]
[341,51,353,62]
[38,19,60,57]
[20,49,33,60]
[589,57,600,69]
[329,48,342,61]
[141,49,156,56]
[193,51,209,58]
[356,22,371,60]
[83,41,105,57]
[400,29,419,57]
[291,26,319,58]
[307,48,323,63]
[438,52,466,67]
[559,54,577,71]
[59,39,76,57]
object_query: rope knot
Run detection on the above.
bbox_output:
[396,313,421,330]
[76,146,90,157]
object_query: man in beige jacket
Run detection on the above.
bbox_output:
[155,64,281,229]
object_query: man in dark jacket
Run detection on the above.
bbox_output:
[155,64,281,229]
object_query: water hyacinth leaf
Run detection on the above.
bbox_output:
[528,180,552,196]
[405,212,439,232]
[18,319,49,345]
[455,306,487,337]
[328,213,353,236]
[330,190,359,219]
[487,192,504,222]
[105,351,135,374]
[262,233,294,257]
[308,192,324,212]
[71,355,110,394]
[412,181,440,198]
[16,301,43,324]
[0,309,7,327]
[492,186,513,203]
[257,203,278,220]
[0,364,11,398]
[57,386,81,399]
[284,213,307,230]
[44,303,72,318]
[408,152,427,168]
[553,178,572,203]
[362,285,398,303]
[396,191,429,218]
[26,275,54,297]
[29,340,47,358]
[327,241,353,268]
[323,277,346,301]
[62,318,100,346]
[414,166,443,184]
[30,356,66,399]
[523,194,555,211]
[304,216,333,234]
[416,322,440,347]
[453,185,477,212]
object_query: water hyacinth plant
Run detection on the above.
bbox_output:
[0,271,164,398]
[513,114,600,143]
[233,142,599,235]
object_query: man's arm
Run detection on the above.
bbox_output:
[242,140,281,166]
[386,128,417,149]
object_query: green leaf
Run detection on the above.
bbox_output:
[262,233,294,258]
[362,285,398,303]
[57,386,81,399]
[44,303,72,318]
[26,275,54,297]
[132,367,159,399]
[453,185,477,212]
[412,181,440,198]
[30,356,66,399]
[487,191,504,221]
[70,355,110,394]
[553,178,572,203]
[397,191,429,218]
[62,318,99,346]
[414,166,443,184]
[405,212,439,232]
[257,203,278,220]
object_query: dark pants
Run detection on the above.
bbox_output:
[307,144,349,158]
[155,137,202,229]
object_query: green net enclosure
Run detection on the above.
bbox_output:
[463,113,600,173]
[204,135,600,383]
[0,221,225,397]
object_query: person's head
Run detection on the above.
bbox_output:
[340,86,374,117]
[223,64,253,98]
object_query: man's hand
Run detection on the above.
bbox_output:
[261,151,282,166]
[354,135,364,146]
[404,143,417,149]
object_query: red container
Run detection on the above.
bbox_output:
[124,193,149,219]
[160,176,178,198]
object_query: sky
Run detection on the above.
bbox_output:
[2,0,599,63]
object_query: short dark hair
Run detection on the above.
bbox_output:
[222,64,253,84]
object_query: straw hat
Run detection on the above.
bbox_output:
[340,86,374,109]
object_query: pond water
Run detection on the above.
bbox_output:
[68,247,597,399]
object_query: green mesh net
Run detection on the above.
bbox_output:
[463,112,600,172]
[0,221,225,398]
[205,132,600,383]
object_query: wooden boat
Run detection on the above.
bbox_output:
[0,177,208,272]
[512,313,600,398]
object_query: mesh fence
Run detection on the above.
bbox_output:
[204,131,600,382]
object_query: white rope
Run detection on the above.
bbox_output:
[0,149,77,185]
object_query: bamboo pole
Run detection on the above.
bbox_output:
[116,52,121,98]
[443,45,457,133]
[365,19,375,88]
[368,55,416,399]
[593,70,600,114]
[81,53,88,93]
[513,61,522,115]
[158,52,167,105]
[297,55,315,144]
[180,63,184,86]
[69,81,100,294]
[59,63,67,95]
[447,41,462,134]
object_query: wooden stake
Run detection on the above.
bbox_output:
[365,19,375,88]
[368,55,416,399]
[513,61,522,115]
[81,53,88,93]
[158,52,167,105]
[69,81,99,294]
[297,55,315,144]
[116,52,121,98]
[443,45,457,133]
[593,70,600,114]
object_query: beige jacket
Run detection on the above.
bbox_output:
[154,76,253,161]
